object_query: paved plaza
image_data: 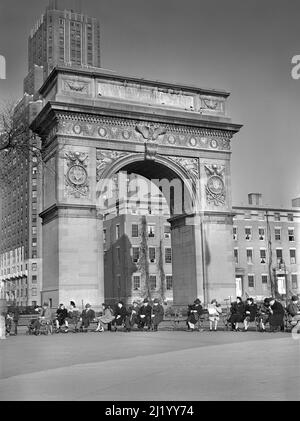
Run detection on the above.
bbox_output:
[0,329,299,401]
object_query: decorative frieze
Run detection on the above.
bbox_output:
[54,113,233,152]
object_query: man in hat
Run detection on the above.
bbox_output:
[138,298,152,330]
[243,297,258,331]
[187,298,203,331]
[287,295,300,326]
[79,303,96,332]
[125,301,140,332]
[268,297,285,332]
[55,303,69,332]
[32,302,52,335]
[112,301,127,332]
[151,298,164,331]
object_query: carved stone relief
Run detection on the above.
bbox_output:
[96,150,129,182]
[55,114,232,152]
[64,151,89,198]
[204,164,226,206]
[169,156,199,182]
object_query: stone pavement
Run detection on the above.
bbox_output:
[0,330,299,400]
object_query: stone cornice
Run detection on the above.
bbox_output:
[40,203,98,225]
[39,66,232,99]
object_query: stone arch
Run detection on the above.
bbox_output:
[95,152,200,216]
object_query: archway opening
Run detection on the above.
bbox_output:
[98,157,198,306]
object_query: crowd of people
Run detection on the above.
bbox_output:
[4,294,300,336]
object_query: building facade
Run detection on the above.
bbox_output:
[233,193,300,302]
[103,176,173,304]
[24,0,101,94]
[0,95,43,306]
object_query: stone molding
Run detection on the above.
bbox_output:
[51,112,232,152]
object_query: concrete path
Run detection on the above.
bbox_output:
[0,331,299,400]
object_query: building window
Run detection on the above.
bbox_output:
[131,224,139,238]
[245,227,252,241]
[32,263,37,271]
[116,224,120,239]
[288,228,295,242]
[32,275,37,284]
[248,275,255,288]
[233,226,237,240]
[274,228,281,241]
[166,275,173,290]
[165,247,172,264]
[148,225,155,237]
[292,274,298,289]
[276,249,283,264]
[290,249,296,264]
[32,288,37,296]
[32,227,37,235]
[260,249,266,264]
[258,228,265,241]
[149,247,156,263]
[274,212,280,221]
[133,275,140,290]
[288,213,294,222]
[164,225,171,239]
[234,248,238,265]
[246,249,253,264]
[262,275,268,284]
[132,247,140,263]
[150,275,156,290]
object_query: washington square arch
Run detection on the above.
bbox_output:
[31,67,242,308]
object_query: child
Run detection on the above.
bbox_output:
[207,299,222,331]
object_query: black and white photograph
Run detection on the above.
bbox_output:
[0,0,300,405]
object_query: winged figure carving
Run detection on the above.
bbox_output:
[136,124,166,141]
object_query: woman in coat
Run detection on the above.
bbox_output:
[257,298,271,332]
[151,298,164,331]
[228,297,245,331]
[268,298,285,332]
[96,304,115,332]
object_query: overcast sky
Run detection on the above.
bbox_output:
[0,0,299,208]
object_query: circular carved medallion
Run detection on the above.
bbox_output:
[73,124,82,134]
[207,175,224,195]
[122,130,131,139]
[210,139,218,149]
[168,135,176,144]
[98,127,107,137]
[189,137,197,147]
[67,165,87,186]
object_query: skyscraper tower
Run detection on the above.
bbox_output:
[24,0,101,94]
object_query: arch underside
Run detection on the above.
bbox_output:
[96,153,199,216]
